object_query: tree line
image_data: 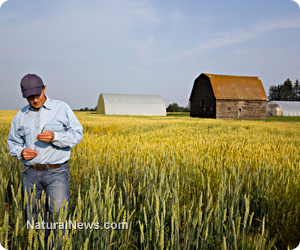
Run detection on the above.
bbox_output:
[268,78,300,101]
[166,102,190,112]
[75,103,191,112]
[74,106,97,111]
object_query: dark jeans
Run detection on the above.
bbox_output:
[22,162,70,234]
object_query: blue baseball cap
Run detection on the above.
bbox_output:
[21,74,44,98]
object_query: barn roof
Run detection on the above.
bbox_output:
[267,101,300,116]
[97,93,166,116]
[190,73,268,101]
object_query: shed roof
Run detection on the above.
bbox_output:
[267,101,300,116]
[190,73,268,101]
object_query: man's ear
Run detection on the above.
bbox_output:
[43,85,47,94]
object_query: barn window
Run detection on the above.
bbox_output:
[238,108,242,118]
[210,107,213,111]
[228,107,231,112]
[203,107,206,111]
[253,108,256,112]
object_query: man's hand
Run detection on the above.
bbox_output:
[36,131,54,143]
[21,148,38,160]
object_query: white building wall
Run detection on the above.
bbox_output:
[267,101,300,116]
[97,93,166,116]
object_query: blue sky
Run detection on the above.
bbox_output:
[0,0,299,110]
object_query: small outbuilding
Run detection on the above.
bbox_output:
[97,93,166,116]
[189,73,268,119]
[267,101,300,116]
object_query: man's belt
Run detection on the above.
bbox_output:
[28,161,68,171]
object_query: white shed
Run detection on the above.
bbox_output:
[97,93,166,116]
[267,101,300,116]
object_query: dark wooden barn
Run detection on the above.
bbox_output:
[189,73,268,119]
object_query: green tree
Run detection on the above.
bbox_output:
[167,102,181,112]
[166,102,190,112]
[293,79,300,101]
[268,85,279,101]
[279,79,293,100]
[268,78,300,101]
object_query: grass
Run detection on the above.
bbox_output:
[0,111,300,249]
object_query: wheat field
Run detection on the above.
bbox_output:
[0,110,300,249]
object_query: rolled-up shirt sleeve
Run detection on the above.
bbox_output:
[51,104,83,148]
[7,116,25,160]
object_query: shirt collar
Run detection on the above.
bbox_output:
[43,95,52,110]
[26,95,52,113]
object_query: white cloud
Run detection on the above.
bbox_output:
[0,1,208,65]
[170,9,183,20]
[155,18,300,62]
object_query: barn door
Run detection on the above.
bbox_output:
[238,108,242,118]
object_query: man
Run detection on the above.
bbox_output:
[7,74,83,226]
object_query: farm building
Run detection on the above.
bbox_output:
[267,101,300,116]
[189,73,268,119]
[97,93,166,116]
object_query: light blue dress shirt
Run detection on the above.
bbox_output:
[7,96,83,166]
